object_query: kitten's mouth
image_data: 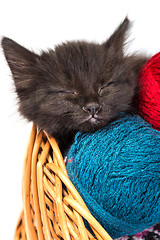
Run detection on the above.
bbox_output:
[81,115,101,124]
[78,114,106,132]
[89,116,100,123]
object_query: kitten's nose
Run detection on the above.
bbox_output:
[83,103,101,116]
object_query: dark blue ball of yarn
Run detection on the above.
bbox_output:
[66,113,160,239]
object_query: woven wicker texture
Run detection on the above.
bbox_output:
[14,125,113,240]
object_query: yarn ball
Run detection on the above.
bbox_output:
[138,52,160,130]
[66,113,160,239]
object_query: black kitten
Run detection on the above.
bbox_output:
[2,17,147,150]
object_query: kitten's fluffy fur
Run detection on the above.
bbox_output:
[2,18,147,150]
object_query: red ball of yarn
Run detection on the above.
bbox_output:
[138,52,160,130]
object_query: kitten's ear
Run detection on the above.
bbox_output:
[1,37,39,89]
[103,17,130,59]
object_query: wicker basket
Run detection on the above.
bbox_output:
[14,125,113,240]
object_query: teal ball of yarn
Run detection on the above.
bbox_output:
[66,113,160,239]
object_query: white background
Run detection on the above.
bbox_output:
[0,1,160,239]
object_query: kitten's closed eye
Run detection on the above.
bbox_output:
[48,88,78,96]
[98,81,115,96]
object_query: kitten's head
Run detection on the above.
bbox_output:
[2,17,145,137]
